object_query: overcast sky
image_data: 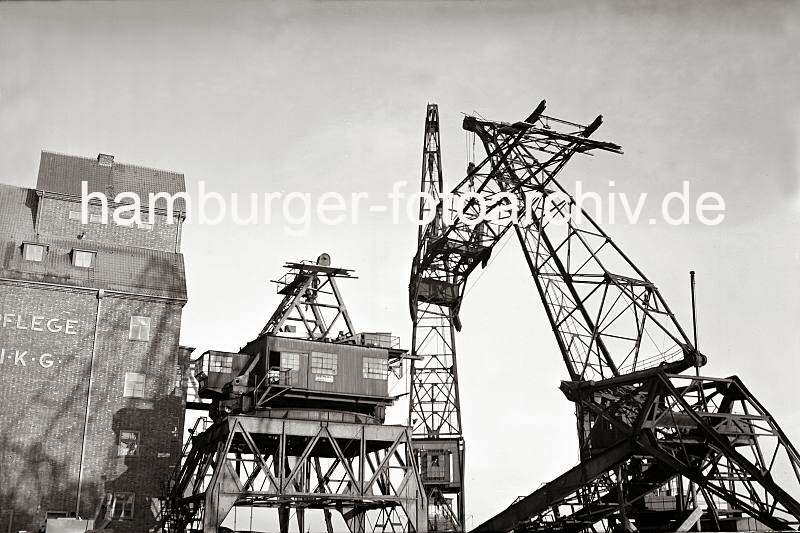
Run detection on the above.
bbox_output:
[1,1,799,529]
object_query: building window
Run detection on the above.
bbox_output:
[118,430,140,457]
[123,372,146,398]
[89,213,104,224]
[363,357,388,380]
[110,492,135,519]
[209,353,233,373]
[72,249,96,268]
[68,210,82,221]
[280,352,302,372]
[22,242,47,262]
[310,352,337,376]
[129,316,151,341]
[137,221,154,231]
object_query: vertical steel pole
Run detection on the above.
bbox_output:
[690,270,699,357]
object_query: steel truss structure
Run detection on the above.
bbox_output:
[477,372,800,532]
[409,104,466,532]
[262,254,357,341]
[408,101,800,533]
[164,416,425,533]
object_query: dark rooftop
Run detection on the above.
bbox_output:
[36,151,187,211]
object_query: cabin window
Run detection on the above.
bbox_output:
[209,353,233,373]
[118,430,140,457]
[72,249,96,268]
[280,352,302,372]
[311,352,337,376]
[123,372,146,398]
[363,357,388,380]
[109,492,135,519]
[423,450,448,481]
[22,242,47,262]
[129,316,151,341]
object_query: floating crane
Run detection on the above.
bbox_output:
[408,102,800,533]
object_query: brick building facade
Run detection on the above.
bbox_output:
[0,152,189,532]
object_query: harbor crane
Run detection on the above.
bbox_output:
[408,102,800,533]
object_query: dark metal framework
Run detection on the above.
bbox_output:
[477,372,800,532]
[409,104,466,532]
[262,254,357,341]
[164,416,425,533]
[409,101,800,533]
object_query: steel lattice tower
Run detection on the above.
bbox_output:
[409,104,466,532]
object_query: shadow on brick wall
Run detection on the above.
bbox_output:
[102,394,184,530]
[0,434,103,531]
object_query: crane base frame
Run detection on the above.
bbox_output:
[163,415,427,533]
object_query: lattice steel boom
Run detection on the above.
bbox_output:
[409,104,466,532]
[409,100,800,533]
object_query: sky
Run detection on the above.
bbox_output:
[1,1,799,530]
